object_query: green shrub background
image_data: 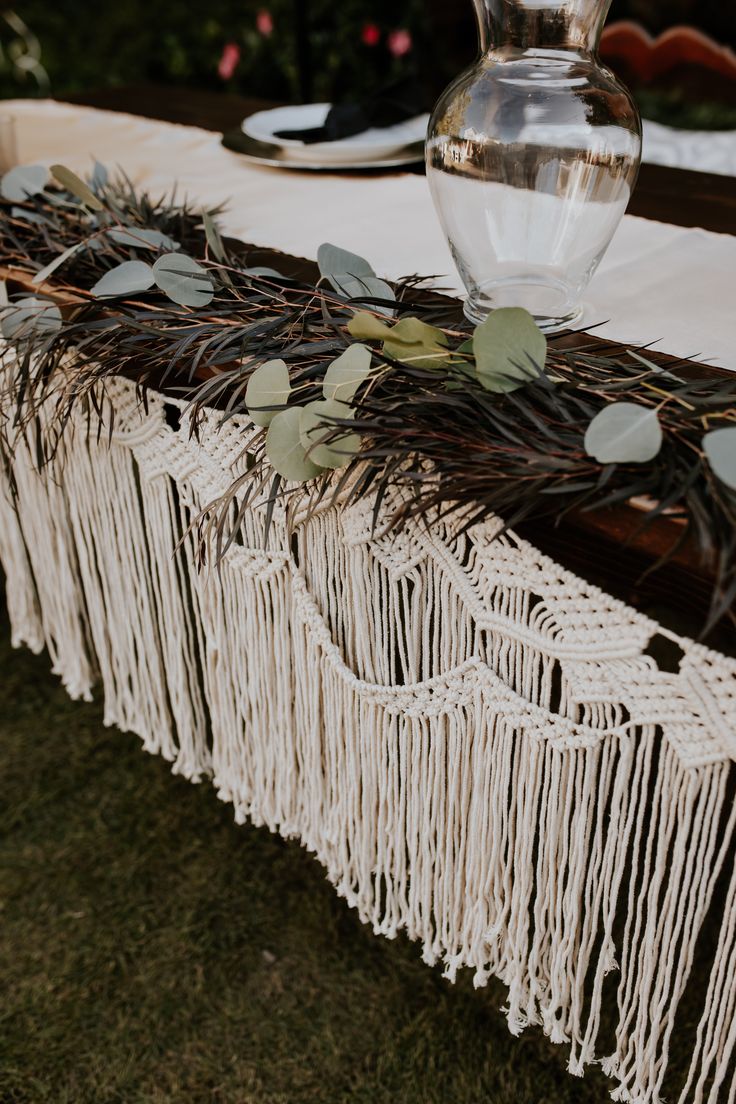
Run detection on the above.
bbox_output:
[0,1,734,127]
[2,0,430,101]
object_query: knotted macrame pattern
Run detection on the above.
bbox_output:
[2,376,736,1104]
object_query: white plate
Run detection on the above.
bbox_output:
[224,130,425,172]
[242,103,429,164]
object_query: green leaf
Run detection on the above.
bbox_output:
[32,241,85,285]
[1,164,49,202]
[300,399,361,469]
[91,260,156,298]
[245,266,283,278]
[91,161,108,191]
[318,243,375,284]
[473,307,547,392]
[383,317,449,369]
[50,164,104,210]
[335,274,396,312]
[346,313,448,368]
[347,312,393,342]
[266,407,323,482]
[108,227,180,252]
[245,359,291,427]
[323,344,372,403]
[317,243,395,314]
[152,253,214,308]
[584,402,663,464]
[202,210,226,263]
[10,206,47,225]
[0,296,62,341]
[703,427,736,490]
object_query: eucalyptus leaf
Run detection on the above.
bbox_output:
[91,161,108,191]
[300,399,361,469]
[584,402,663,464]
[444,341,477,389]
[202,210,225,263]
[318,243,375,284]
[50,164,104,211]
[266,407,323,482]
[1,296,62,341]
[32,240,85,286]
[334,274,396,312]
[152,253,214,308]
[245,359,291,427]
[91,260,156,298]
[473,307,547,392]
[1,164,49,202]
[323,344,372,403]
[10,206,47,225]
[347,312,393,342]
[317,243,395,314]
[108,227,181,252]
[347,313,447,367]
[383,317,449,369]
[703,427,736,490]
[245,266,284,278]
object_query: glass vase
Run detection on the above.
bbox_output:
[426,0,642,333]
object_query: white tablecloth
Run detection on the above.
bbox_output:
[643,118,736,178]
[4,99,736,371]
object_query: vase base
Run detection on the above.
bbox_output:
[463,279,583,335]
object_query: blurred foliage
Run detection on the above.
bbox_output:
[637,89,736,131]
[0,0,430,102]
[0,0,733,128]
[0,8,48,92]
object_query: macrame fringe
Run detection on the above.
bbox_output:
[0,458,44,653]
[2,377,736,1104]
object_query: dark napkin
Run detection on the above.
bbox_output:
[274,78,427,145]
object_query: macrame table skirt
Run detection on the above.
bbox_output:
[2,376,736,1104]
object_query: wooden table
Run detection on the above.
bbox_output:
[64,84,736,651]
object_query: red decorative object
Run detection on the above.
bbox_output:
[601,21,736,84]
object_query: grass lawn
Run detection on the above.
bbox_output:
[0,607,666,1104]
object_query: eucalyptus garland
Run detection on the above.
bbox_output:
[1,162,735,630]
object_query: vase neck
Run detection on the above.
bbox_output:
[473,0,612,53]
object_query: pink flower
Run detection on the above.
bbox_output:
[217,41,241,81]
[361,22,381,47]
[256,9,274,36]
[387,28,413,57]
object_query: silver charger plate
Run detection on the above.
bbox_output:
[223,130,425,172]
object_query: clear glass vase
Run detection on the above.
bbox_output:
[426,0,642,333]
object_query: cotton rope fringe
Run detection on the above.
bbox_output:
[2,375,736,1104]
